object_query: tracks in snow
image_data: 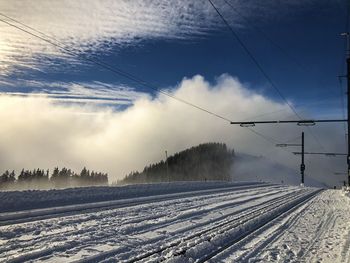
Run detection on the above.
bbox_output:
[207,189,321,262]
[78,188,321,262]
[0,184,286,262]
[0,183,272,226]
[0,185,322,263]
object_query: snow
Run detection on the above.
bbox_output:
[0,181,262,213]
[210,190,350,262]
[1,182,349,262]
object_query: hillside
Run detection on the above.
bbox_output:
[118,143,326,188]
[119,143,234,184]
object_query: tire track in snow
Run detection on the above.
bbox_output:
[1,185,288,262]
[341,229,350,263]
[193,189,321,263]
[211,191,318,262]
[0,183,273,226]
[0,185,281,253]
[298,211,336,262]
[85,188,318,262]
[64,187,300,262]
[225,190,350,263]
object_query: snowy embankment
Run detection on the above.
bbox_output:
[0,181,269,225]
[2,182,342,263]
[0,181,262,213]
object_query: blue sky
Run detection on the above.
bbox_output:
[0,0,348,185]
[0,0,347,113]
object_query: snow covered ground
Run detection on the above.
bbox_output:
[0,182,349,262]
[0,181,261,212]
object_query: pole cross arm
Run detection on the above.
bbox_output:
[293,152,347,156]
[230,119,347,127]
[276,143,301,147]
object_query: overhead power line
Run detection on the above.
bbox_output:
[0,13,291,153]
[207,0,328,152]
[207,0,301,119]
[222,0,305,70]
[0,12,319,161]
[0,16,233,123]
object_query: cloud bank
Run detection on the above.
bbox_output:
[0,74,345,186]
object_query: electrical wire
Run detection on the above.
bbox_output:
[222,0,306,70]
[223,0,347,154]
[0,16,233,123]
[207,0,301,119]
[2,12,305,125]
[207,0,327,152]
[0,11,328,165]
[0,13,297,159]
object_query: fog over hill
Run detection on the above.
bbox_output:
[119,143,234,184]
[119,142,326,188]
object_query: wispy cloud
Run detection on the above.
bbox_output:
[0,80,149,107]
[0,0,322,76]
[0,0,224,76]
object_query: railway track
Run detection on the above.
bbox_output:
[2,186,321,263]
[0,182,273,226]
[200,189,322,262]
[122,188,322,263]
[72,188,321,263]
[2,184,287,263]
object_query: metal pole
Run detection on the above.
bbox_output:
[301,132,305,185]
[341,32,350,187]
[165,150,169,182]
[347,55,350,187]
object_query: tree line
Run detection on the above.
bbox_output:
[119,143,234,184]
[0,167,108,190]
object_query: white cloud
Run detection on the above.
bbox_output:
[1,80,149,106]
[0,0,225,75]
[0,74,345,186]
[0,0,324,76]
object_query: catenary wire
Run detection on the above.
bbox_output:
[0,17,233,123]
[223,0,346,153]
[0,12,324,162]
[207,0,301,119]
[207,0,327,152]
[222,0,306,70]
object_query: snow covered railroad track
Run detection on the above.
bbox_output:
[0,182,272,226]
[0,183,273,226]
[200,189,321,262]
[121,188,321,263]
[0,185,323,262]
